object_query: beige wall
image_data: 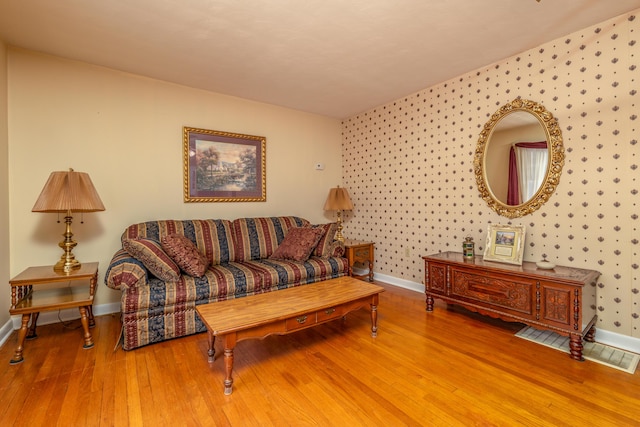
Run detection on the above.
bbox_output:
[343,10,640,338]
[7,49,343,308]
[0,41,9,326]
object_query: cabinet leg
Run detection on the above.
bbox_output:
[10,314,30,364]
[79,306,94,349]
[584,325,596,343]
[426,295,434,312]
[569,334,584,361]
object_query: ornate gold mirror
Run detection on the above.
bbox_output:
[474,98,564,218]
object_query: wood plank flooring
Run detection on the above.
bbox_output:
[1,282,639,426]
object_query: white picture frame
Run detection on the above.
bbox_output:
[483,224,526,265]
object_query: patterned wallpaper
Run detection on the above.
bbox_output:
[342,11,639,338]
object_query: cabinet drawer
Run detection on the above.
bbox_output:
[317,306,344,322]
[286,313,316,331]
[451,269,534,316]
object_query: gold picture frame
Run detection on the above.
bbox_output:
[483,224,526,265]
[183,127,266,202]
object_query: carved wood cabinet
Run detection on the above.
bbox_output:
[423,252,600,361]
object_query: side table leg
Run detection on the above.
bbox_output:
[207,332,216,362]
[87,305,96,328]
[569,333,584,361]
[223,334,237,395]
[79,306,94,349]
[10,314,30,364]
[27,312,40,340]
[367,260,374,282]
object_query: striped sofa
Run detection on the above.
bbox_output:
[105,216,348,350]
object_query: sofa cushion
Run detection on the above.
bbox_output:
[122,219,236,265]
[311,223,338,257]
[232,216,310,261]
[122,238,181,281]
[270,227,325,262]
[161,233,210,277]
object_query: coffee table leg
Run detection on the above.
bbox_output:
[370,294,379,338]
[223,334,237,395]
[207,332,216,362]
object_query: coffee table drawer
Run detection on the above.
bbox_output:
[286,313,316,331]
[317,305,344,322]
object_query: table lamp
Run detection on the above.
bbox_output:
[323,186,353,242]
[32,168,105,273]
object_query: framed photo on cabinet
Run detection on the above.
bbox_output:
[483,224,526,265]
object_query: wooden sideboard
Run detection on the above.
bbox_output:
[423,252,600,361]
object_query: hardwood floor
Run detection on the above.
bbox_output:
[1,282,639,426]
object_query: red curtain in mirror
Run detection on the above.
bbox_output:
[507,141,548,205]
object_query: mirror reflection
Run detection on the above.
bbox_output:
[474,98,564,219]
[485,111,548,206]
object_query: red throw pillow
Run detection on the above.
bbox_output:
[122,238,181,281]
[270,227,325,262]
[161,234,210,277]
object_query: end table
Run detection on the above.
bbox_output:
[344,239,375,282]
[8,262,98,364]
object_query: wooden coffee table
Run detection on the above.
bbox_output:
[196,276,384,395]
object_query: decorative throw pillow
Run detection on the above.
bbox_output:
[122,238,181,281]
[161,233,210,277]
[311,223,338,257]
[270,227,325,262]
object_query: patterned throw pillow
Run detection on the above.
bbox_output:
[270,227,325,262]
[311,223,338,257]
[122,238,181,281]
[161,234,210,277]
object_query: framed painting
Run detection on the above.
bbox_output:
[183,127,266,202]
[483,224,526,265]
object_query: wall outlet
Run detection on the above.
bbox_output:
[315,162,325,170]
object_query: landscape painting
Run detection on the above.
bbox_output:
[183,127,266,202]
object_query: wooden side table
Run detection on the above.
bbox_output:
[344,239,375,282]
[8,262,98,364]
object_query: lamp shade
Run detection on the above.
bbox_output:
[32,169,105,213]
[323,186,353,211]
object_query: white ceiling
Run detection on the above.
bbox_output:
[2,0,640,118]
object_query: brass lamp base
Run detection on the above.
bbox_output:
[53,215,82,274]
[54,257,81,274]
[335,211,345,242]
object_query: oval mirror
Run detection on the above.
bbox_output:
[474,98,564,218]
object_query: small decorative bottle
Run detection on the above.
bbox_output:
[463,236,475,261]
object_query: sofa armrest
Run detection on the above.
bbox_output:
[105,248,149,290]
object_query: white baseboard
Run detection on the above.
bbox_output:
[0,317,14,348]
[364,269,640,355]
[596,329,640,354]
